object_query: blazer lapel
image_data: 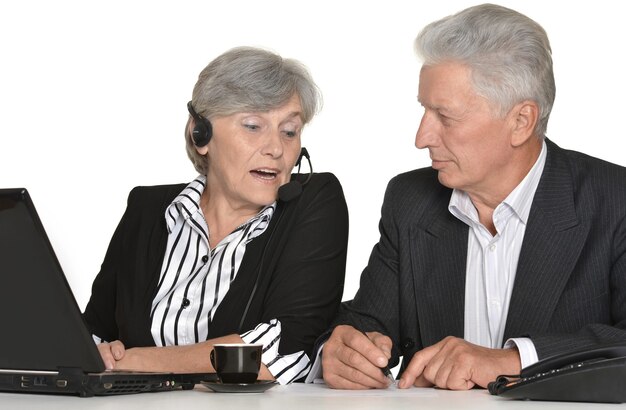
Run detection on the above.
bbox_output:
[504,140,589,340]
[410,185,468,345]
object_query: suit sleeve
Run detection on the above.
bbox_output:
[327,176,405,364]
[529,213,626,359]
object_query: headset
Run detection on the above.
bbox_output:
[187,101,212,147]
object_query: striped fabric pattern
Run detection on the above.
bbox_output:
[149,176,308,383]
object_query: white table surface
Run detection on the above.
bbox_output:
[1,382,623,409]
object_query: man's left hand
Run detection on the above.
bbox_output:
[398,336,521,390]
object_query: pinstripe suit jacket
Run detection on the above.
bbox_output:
[337,139,626,373]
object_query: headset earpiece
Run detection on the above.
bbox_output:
[187,101,212,147]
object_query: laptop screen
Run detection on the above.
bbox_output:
[0,188,105,373]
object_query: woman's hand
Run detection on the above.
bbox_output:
[96,340,126,370]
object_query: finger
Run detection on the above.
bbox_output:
[323,326,389,388]
[109,340,126,360]
[344,329,388,369]
[367,332,393,359]
[446,374,475,391]
[324,371,383,390]
[431,360,454,389]
[97,343,116,370]
[398,344,441,389]
[425,338,478,390]
[413,374,434,387]
[436,359,475,391]
[328,342,389,388]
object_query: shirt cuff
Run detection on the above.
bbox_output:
[241,318,311,385]
[304,342,325,383]
[504,337,539,370]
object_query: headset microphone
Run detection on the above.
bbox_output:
[278,147,313,202]
[187,101,212,147]
[238,147,312,332]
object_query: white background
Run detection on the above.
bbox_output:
[1,0,625,310]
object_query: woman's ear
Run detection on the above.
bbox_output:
[510,100,539,147]
[189,119,209,155]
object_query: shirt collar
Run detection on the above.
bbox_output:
[165,175,206,234]
[449,140,547,227]
[165,175,277,235]
[502,140,547,224]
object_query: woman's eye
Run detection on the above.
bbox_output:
[243,123,260,130]
[284,130,298,138]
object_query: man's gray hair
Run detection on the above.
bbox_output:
[415,4,555,138]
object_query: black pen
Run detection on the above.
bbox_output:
[360,329,396,386]
[381,365,396,386]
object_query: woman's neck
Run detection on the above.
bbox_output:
[200,189,262,248]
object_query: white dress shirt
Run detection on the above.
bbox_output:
[449,141,546,369]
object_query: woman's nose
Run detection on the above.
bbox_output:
[262,129,284,157]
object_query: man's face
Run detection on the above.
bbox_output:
[415,62,516,198]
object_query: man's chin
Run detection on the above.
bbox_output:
[436,172,457,189]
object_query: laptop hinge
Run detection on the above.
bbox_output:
[57,367,86,376]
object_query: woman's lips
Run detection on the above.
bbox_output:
[250,168,279,180]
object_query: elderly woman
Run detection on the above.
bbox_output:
[82,47,348,385]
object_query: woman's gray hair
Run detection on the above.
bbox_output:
[414,4,555,138]
[186,46,322,175]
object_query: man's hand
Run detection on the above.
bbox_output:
[96,340,126,370]
[322,325,393,389]
[398,336,521,390]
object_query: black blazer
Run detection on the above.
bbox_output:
[335,139,626,373]
[83,172,349,358]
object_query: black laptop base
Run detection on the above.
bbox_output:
[1,369,217,397]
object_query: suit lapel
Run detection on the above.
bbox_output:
[410,184,468,345]
[504,140,589,339]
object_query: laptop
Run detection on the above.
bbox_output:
[0,188,216,397]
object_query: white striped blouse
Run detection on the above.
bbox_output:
[149,176,309,384]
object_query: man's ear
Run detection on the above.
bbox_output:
[510,100,539,147]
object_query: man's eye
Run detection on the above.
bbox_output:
[438,113,452,126]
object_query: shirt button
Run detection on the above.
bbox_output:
[181,298,191,308]
[202,255,209,263]
[489,244,496,252]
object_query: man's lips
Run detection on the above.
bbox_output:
[430,159,449,169]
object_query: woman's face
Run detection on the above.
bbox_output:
[197,93,303,211]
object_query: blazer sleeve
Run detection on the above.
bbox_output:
[82,185,176,346]
[82,189,135,342]
[326,175,406,364]
[528,213,626,358]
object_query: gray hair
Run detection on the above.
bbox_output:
[186,46,322,175]
[414,4,555,138]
